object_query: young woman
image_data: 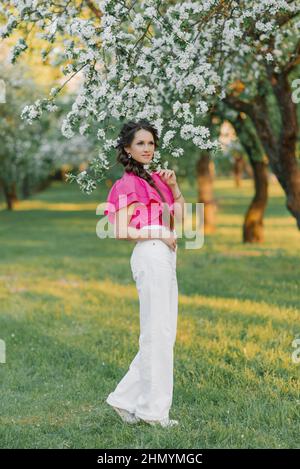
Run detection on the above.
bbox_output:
[104,119,185,428]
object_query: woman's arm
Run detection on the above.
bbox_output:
[170,182,186,224]
[155,169,186,224]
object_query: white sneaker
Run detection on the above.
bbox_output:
[142,417,179,428]
[111,405,141,424]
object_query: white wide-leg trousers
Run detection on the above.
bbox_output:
[106,225,178,421]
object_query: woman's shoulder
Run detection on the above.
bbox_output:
[109,170,167,199]
[117,171,143,188]
[119,171,165,202]
[107,171,147,198]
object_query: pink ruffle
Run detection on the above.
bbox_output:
[104,171,174,225]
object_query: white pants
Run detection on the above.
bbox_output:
[106,225,178,420]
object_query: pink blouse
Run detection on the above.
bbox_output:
[104,171,175,229]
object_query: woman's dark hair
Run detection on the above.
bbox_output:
[116,119,174,231]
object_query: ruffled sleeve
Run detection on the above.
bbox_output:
[104,172,162,224]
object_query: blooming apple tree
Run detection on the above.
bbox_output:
[1,0,299,215]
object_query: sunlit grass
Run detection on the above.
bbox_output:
[0,177,299,449]
[13,201,98,211]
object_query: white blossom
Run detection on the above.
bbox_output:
[1,0,298,193]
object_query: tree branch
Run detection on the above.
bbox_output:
[85,0,102,19]
[283,38,300,74]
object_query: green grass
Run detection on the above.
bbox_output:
[0,177,299,448]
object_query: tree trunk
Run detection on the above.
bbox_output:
[244,161,254,179]
[225,72,300,228]
[225,112,269,243]
[243,160,269,242]
[277,147,300,226]
[33,177,52,193]
[3,181,17,210]
[196,152,217,234]
[271,72,300,226]
[233,154,245,187]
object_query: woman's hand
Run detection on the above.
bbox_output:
[157,169,177,187]
[161,230,177,251]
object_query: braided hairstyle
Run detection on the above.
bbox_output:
[116,119,174,231]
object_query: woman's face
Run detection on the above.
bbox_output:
[124,129,155,164]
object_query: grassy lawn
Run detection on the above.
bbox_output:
[0,177,299,449]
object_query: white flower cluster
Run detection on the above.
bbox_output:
[21,97,58,124]
[9,38,28,64]
[61,117,75,139]
[171,148,184,158]
[79,123,89,135]
[162,130,176,149]
[2,0,298,193]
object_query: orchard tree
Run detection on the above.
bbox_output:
[222,109,269,242]
[0,64,93,209]
[1,0,299,229]
[38,99,99,182]
[221,7,300,227]
[0,64,53,209]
